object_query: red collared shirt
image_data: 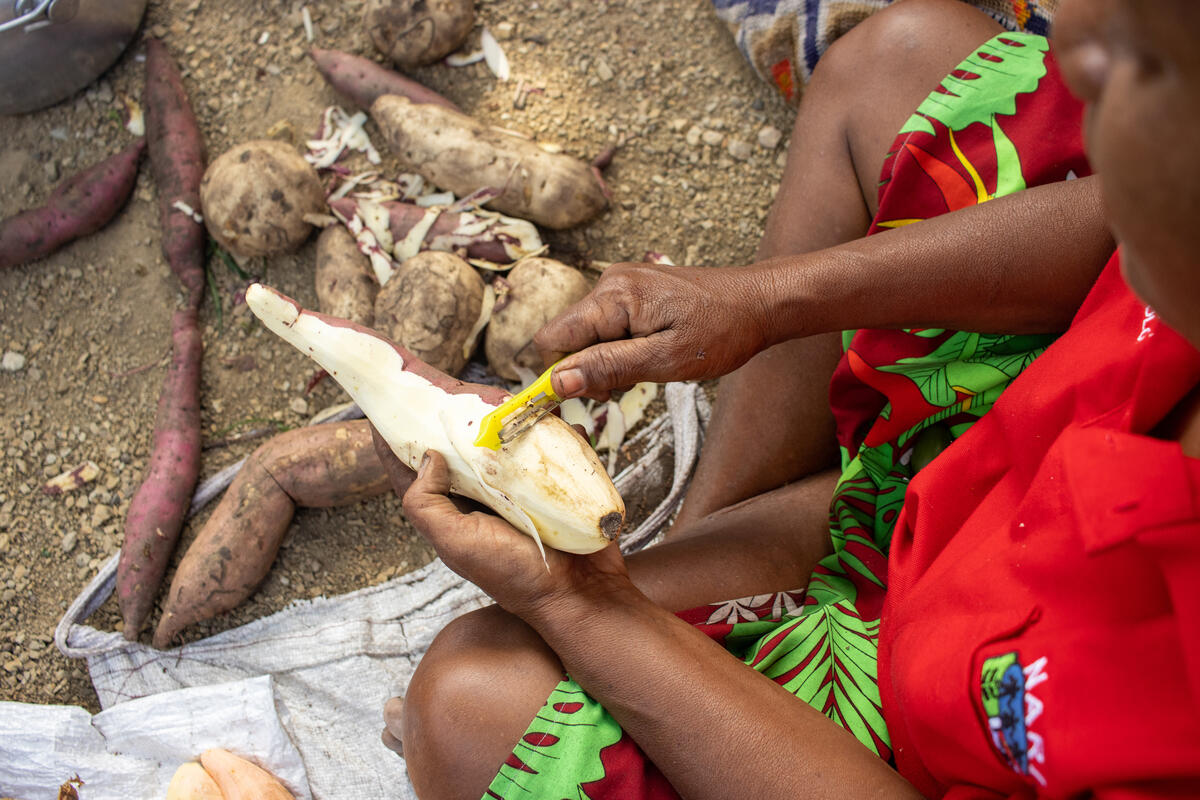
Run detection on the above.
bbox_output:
[881,253,1200,798]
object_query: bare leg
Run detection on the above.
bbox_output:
[672,0,1003,530]
[389,3,1007,796]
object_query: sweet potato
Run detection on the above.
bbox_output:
[0,139,145,270]
[120,40,207,639]
[119,309,203,638]
[310,47,460,112]
[200,140,326,258]
[199,749,295,800]
[371,95,608,229]
[247,284,625,556]
[486,257,592,380]
[315,225,378,327]
[364,0,475,69]
[152,420,390,649]
[330,196,543,264]
[373,250,485,375]
[144,38,206,306]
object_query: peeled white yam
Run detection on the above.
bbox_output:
[246,283,624,555]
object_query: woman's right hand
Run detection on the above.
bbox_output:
[534,260,779,400]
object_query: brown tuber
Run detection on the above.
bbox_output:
[200,140,326,258]
[364,0,475,69]
[373,250,485,376]
[486,257,592,380]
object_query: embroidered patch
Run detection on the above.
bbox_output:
[980,651,1048,786]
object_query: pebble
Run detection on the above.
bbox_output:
[758,125,783,150]
[701,130,724,147]
[1,352,25,372]
[289,397,309,415]
[595,58,615,82]
[61,531,77,554]
[685,125,702,147]
[44,161,59,182]
[727,139,754,161]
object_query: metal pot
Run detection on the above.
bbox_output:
[0,0,147,115]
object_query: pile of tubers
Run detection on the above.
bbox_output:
[136,8,637,649]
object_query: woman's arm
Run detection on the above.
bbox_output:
[537,175,1112,399]
[401,452,921,799]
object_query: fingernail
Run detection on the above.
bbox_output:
[418,452,431,477]
[555,368,584,398]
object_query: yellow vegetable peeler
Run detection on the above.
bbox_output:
[475,360,564,450]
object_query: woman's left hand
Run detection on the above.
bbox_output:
[372,428,630,619]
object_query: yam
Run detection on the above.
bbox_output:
[200,140,325,258]
[374,250,485,376]
[364,0,475,69]
[371,95,608,229]
[152,420,390,649]
[315,225,379,327]
[486,258,591,380]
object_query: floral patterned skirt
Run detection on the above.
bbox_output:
[482,31,1090,800]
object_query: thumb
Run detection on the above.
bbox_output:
[401,451,463,542]
[552,338,673,399]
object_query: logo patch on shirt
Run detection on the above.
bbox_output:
[980,651,1048,786]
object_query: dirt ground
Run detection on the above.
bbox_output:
[0,0,793,712]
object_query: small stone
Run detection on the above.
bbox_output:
[74,552,89,569]
[493,21,516,40]
[44,160,59,182]
[289,397,309,415]
[758,125,783,150]
[0,533,8,550]
[1,352,25,372]
[91,505,112,527]
[595,58,614,82]
[12,565,26,582]
[150,24,168,38]
[61,531,77,553]
[685,125,702,147]
[701,130,724,147]
[727,139,754,161]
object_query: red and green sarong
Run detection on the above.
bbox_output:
[484,32,1090,799]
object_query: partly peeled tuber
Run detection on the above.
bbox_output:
[165,762,223,800]
[246,283,624,555]
[199,749,295,800]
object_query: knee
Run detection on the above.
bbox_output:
[401,606,562,800]
[814,0,1000,89]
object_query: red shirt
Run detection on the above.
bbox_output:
[880,253,1200,798]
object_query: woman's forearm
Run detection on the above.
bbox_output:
[525,581,922,800]
[759,175,1112,342]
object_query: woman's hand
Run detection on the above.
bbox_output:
[373,427,631,618]
[534,260,778,400]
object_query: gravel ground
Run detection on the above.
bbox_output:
[0,0,793,712]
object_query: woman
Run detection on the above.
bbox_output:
[378,0,1200,796]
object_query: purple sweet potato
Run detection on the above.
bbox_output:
[118,308,203,638]
[329,196,539,264]
[152,419,391,649]
[144,37,206,307]
[0,139,145,270]
[119,39,208,639]
[310,47,460,112]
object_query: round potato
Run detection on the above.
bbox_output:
[374,251,485,376]
[486,258,591,381]
[364,0,475,69]
[200,140,325,258]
